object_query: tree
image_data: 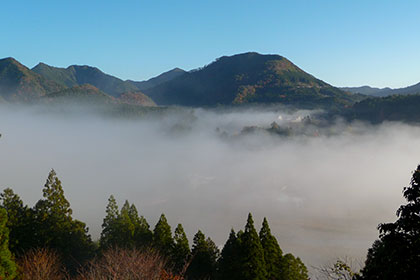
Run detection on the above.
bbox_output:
[100,197,152,250]
[217,229,242,280]
[0,208,17,279]
[172,223,190,273]
[280,254,308,280]
[240,213,267,280]
[100,195,120,249]
[186,230,219,280]
[130,203,152,248]
[153,214,174,257]
[0,188,33,255]
[259,218,283,280]
[33,169,94,272]
[360,165,420,279]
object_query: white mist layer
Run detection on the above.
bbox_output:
[0,105,419,269]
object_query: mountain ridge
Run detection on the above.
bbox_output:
[144,52,361,109]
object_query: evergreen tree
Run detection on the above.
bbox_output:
[280,254,308,280]
[240,213,267,280]
[153,214,174,257]
[118,200,136,248]
[173,223,190,273]
[186,230,219,280]
[218,229,242,280]
[0,208,17,279]
[0,188,33,255]
[100,195,120,249]
[33,169,94,272]
[130,204,152,248]
[259,218,283,280]
[360,165,420,279]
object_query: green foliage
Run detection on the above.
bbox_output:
[186,230,219,280]
[259,218,283,280]
[0,208,17,279]
[345,93,420,123]
[239,213,267,280]
[360,165,420,279]
[153,214,174,256]
[172,223,190,273]
[0,188,33,255]
[100,197,152,250]
[32,169,94,272]
[280,254,308,280]
[217,229,242,280]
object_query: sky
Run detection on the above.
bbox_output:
[1,0,420,88]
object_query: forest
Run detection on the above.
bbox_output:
[1,164,420,279]
[0,169,307,280]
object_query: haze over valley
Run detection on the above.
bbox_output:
[2,2,420,278]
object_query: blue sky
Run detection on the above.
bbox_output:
[1,0,419,88]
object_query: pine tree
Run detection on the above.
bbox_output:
[39,169,72,217]
[218,229,242,280]
[240,213,267,280]
[361,165,420,279]
[186,230,219,280]
[100,195,120,249]
[130,204,152,248]
[0,208,17,279]
[153,214,174,257]
[33,169,94,272]
[173,223,190,273]
[259,218,283,280]
[0,188,33,254]
[280,254,308,280]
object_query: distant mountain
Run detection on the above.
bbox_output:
[118,91,156,106]
[0,57,65,101]
[128,68,186,91]
[43,84,156,107]
[32,63,139,97]
[341,86,391,96]
[342,82,420,97]
[344,94,420,123]
[144,52,361,108]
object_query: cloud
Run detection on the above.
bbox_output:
[0,104,418,270]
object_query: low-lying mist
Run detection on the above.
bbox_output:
[1,104,419,270]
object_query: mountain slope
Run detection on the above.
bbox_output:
[32,63,139,97]
[145,52,360,108]
[43,84,115,104]
[0,57,65,101]
[343,82,420,97]
[43,84,156,107]
[344,94,420,123]
[128,68,186,91]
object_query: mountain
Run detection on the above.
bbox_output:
[344,94,420,123]
[43,84,156,107]
[342,82,420,97]
[341,86,391,96]
[118,91,156,106]
[43,84,115,104]
[128,68,186,91]
[0,57,65,101]
[32,63,139,97]
[144,52,361,108]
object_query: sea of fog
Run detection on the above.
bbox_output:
[1,104,419,272]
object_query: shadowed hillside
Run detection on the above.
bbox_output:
[128,68,186,91]
[145,52,362,109]
[0,58,65,102]
[32,63,139,97]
